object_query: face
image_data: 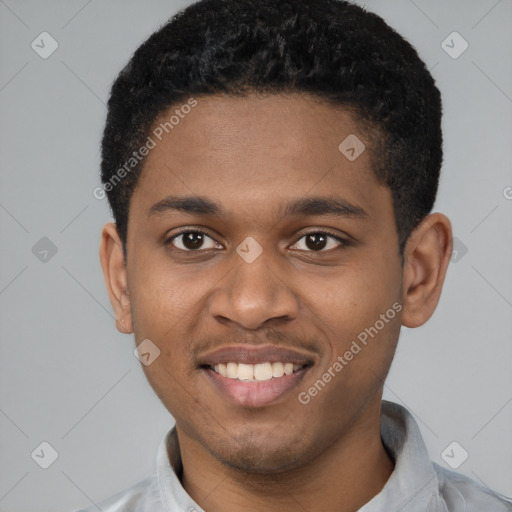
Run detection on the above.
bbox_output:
[106,93,409,473]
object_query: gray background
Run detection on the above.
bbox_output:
[0,0,511,511]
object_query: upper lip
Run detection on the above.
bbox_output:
[197,344,316,367]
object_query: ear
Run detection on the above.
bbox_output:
[401,213,453,328]
[99,222,133,334]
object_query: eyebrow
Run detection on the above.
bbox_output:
[147,195,369,220]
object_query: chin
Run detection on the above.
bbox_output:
[202,430,313,475]
[215,446,305,474]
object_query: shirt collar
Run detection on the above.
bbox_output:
[359,400,440,511]
[156,422,198,511]
[156,400,440,512]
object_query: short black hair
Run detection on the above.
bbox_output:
[100,0,442,261]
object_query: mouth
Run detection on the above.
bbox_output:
[206,361,308,381]
[197,345,315,407]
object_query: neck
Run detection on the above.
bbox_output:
[176,400,394,512]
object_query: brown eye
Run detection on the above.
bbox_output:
[305,233,328,251]
[168,230,219,251]
[292,232,346,252]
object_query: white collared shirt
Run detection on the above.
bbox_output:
[74,401,512,511]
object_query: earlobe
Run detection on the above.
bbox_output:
[400,213,453,328]
[99,222,134,334]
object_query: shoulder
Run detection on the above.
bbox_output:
[433,463,512,511]
[71,474,162,512]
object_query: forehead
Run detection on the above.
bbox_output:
[131,93,390,225]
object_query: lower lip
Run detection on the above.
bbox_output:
[202,366,310,407]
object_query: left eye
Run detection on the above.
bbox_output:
[168,231,220,251]
[292,232,345,252]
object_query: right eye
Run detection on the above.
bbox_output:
[166,229,222,252]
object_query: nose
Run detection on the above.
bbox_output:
[208,249,299,330]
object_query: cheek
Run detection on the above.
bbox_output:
[140,362,188,424]
[303,261,401,370]
[129,260,202,333]
[304,262,397,328]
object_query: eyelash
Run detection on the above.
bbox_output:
[165,228,350,253]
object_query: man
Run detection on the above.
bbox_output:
[78,0,512,510]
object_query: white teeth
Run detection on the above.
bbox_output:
[272,362,284,377]
[254,362,273,381]
[284,363,294,375]
[227,362,238,378]
[218,363,228,377]
[237,363,254,381]
[211,361,305,381]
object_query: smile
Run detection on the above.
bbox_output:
[198,344,316,407]
[210,361,305,381]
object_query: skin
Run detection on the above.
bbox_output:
[100,93,452,512]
